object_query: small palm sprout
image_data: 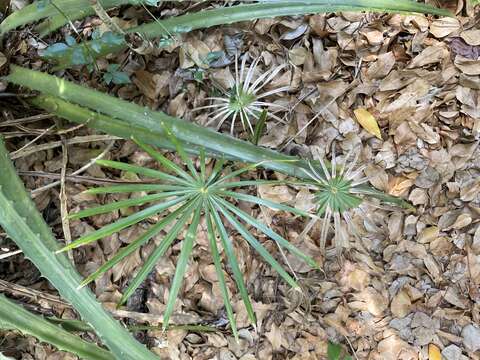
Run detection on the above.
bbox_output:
[300,145,375,255]
[60,129,318,339]
[195,55,290,135]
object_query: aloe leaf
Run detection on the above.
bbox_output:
[70,190,192,219]
[40,1,450,67]
[85,183,187,194]
[79,203,190,287]
[217,190,310,217]
[11,73,306,176]
[205,209,238,340]
[208,200,256,325]
[216,197,320,270]
[96,159,192,186]
[59,194,190,252]
[132,138,195,183]
[162,202,202,330]
[118,198,198,306]
[0,0,137,36]
[212,196,299,289]
[21,84,410,208]
[0,295,113,360]
[0,138,158,360]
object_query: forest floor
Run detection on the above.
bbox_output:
[1,1,480,359]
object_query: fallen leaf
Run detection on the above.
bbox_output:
[460,29,480,46]
[430,17,460,38]
[353,109,382,139]
[428,343,441,360]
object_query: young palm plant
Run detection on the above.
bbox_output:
[60,130,319,339]
[195,55,289,135]
[300,145,379,254]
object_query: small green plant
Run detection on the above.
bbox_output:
[196,55,289,134]
[327,341,352,360]
[301,146,373,253]
[61,132,318,339]
[102,63,130,85]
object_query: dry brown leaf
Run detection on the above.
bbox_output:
[455,56,480,75]
[391,289,412,318]
[408,45,448,68]
[429,17,460,38]
[353,109,382,139]
[460,29,480,46]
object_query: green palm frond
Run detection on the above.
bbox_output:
[62,132,319,338]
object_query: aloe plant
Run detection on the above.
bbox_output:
[61,133,318,339]
[0,137,159,360]
[11,1,449,68]
[0,0,139,36]
[6,65,410,210]
[0,0,450,38]
[0,295,114,360]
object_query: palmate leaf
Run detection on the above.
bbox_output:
[66,137,319,335]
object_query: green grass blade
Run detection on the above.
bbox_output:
[216,197,320,270]
[70,190,192,219]
[212,196,299,289]
[0,295,113,360]
[132,137,195,183]
[217,190,310,217]
[208,200,256,325]
[85,184,187,194]
[118,198,198,306]
[96,159,191,186]
[79,203,189,288]
[205,209,238,340]
[59,195,190,252]
[251,109,267,145]
[0,138,158,360]
[162,201,202,330]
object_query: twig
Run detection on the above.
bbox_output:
[59,138,74,262]
[0,114,54,128]
[31,139,116,196]
[9,125,55,157]
[9,134,120,159]
[0,250,22,260]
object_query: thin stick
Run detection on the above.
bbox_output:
[0,250,22,260]
[59,138,74,262]
[31,140,116,196]
[9,125,55,157]
[10,134,119,159]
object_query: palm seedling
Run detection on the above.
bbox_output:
[299,145,380,255]
[195,55,289,135]
[60,129,319,339]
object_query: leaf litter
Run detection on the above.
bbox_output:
[1,1,480,359]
